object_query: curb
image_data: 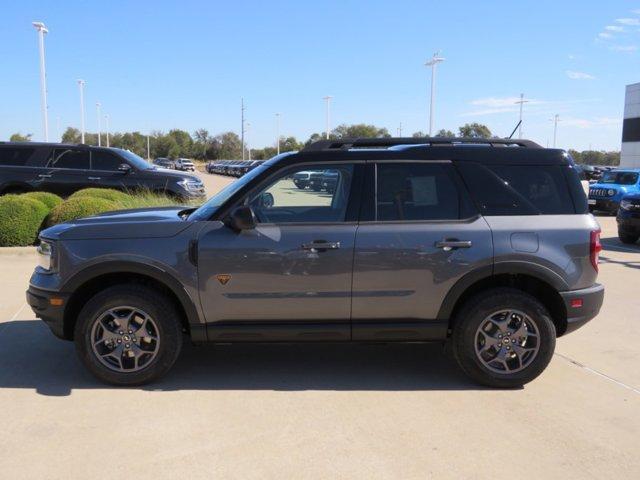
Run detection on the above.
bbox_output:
[0,246,37,256]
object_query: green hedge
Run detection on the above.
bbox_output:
[0,196,49,246]
[69,188,131,203]
[46,197,118,227]
[21,191,63,209]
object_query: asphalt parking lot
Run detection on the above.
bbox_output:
[0,174,639,479]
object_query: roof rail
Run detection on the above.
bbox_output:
[302,137,542,152]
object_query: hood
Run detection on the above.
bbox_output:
[142,167,199,181]
[622,191,640,200]
[41,206,195,241]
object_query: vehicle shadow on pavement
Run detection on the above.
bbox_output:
[0,320,486,396]
[600,236,640,254]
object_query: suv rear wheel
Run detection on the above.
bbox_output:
[618,229,639,244]
[74,285,183,385]
[451,288,556,388]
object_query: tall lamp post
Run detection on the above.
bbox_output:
[32,22,49,141]
[104,114,110,147]
[552,114,560,148]
[425,52,445,137]
[96,102,102,146]
[275,113,281,155]
[323,96,333,139]
[514,93,529,139]
[77,80,86,143]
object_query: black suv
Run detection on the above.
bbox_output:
[0,143,205,199]
[27,137,603,387]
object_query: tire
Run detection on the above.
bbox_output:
[618,230,639,244]
[451,288,556,388]
[74,284,183,386]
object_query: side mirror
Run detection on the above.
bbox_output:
[259,192,274,208]
[227,205,256,231]
[118,163,132,174]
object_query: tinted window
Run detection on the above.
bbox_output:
[601,171,639,185]
[376,163,460,221]
[249,164,354,223]
[48,149,89,170]
[457,162,575,215]
[0,148,35,166]
[92,150,122,171]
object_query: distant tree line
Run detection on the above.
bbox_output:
[7,123,619,165]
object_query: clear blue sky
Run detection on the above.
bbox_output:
[2,0,639,150]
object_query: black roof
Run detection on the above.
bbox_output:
[0,141,114,150]
[294,137,569,166]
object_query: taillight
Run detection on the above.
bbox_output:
[590,229,602,272]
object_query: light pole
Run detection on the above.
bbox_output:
[56,116,60,141]
[32,22,49,141]
[246,123,251,161]
[323,96,333,139]
[77,80,86,143]
[147,135,151,161]
[552,114,560,148]
[275,113,281,155]
[425,52,445,137]
[241,98,245,161]
[104,114,110,147]
[514,93,529,139]
[397,122,403,137]
[96,102,102,146]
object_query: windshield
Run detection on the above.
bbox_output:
[116,149,154,170]
[601,171,639,185]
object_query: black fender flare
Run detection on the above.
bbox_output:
[436,261,568,320]
[61,260,205,340]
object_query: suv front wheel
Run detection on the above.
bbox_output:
[74,285,183,385]
[451,288,556,388]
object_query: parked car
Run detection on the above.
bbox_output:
[174,158,195,171]
[321,169,340,194]
[292,170,313,189]
[27,137,604,388]
[0,142,205,199]
[153,158,175,169]
[588,169,640,214]
[616,192,640,244]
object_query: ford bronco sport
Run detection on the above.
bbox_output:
[27,137,604,387]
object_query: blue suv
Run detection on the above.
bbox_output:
[588,169,640,214]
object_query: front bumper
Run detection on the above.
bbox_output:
[26,285,70,340]
[588,198,619,212]
[559,283,604,335]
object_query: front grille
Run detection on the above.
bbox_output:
[589,188,613,197]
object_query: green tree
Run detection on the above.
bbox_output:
[458,123,492,139]
[214,131,243,159]
[332,123,391,139]
[435,129,455,137]
[9,132,32,142]
[412,131,426,138]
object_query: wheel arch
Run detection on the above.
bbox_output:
[439,263,569,337]
[61,261,204,341]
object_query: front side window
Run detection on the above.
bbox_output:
[248,164,354,223]
[375,163,460,221]
[47,149,90,170]
[91,150,123,171]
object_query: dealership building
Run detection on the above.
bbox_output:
[621,82,640,168]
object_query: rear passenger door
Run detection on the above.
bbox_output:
[351,161,493,341]
[38,148,91,196]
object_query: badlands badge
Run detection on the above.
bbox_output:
[216,274,232,285]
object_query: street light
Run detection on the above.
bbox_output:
[96,102,102,146]
[425,52,445,137]
[246,122,251,161]
[514,93,529,139]
[104,114,110,147]
[551,114,561,148]
[323,96,333,139]
[32,21,49,141]
[275,113,281,155]
[77,80,86,143]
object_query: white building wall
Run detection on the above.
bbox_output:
[621,82,640,168]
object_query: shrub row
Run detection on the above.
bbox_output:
[0,188,184,247]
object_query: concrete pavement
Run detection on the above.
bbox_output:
[0,189,638,479]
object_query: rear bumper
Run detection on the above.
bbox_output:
[26,285,70,340]
[559,283,604,335]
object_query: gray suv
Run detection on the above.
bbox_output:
[27,137,604,387]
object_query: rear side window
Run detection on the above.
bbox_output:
[92,150,123,171]
[375,163,461,221]
[0,148,35,166]
[47,149,90,170]
[457,162,575,215]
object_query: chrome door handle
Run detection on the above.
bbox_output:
[301,241,341,252]
[88,176,101,180]
[38,174,52,178]
[435,239,472,251]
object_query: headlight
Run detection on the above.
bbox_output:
[620,199,632,210]
[608,189,615,196]
[37,240,55,271]
[178,179,204,192]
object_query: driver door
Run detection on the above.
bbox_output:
[197,163,361,342]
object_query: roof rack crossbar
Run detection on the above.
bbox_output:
[302,137,542,152]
